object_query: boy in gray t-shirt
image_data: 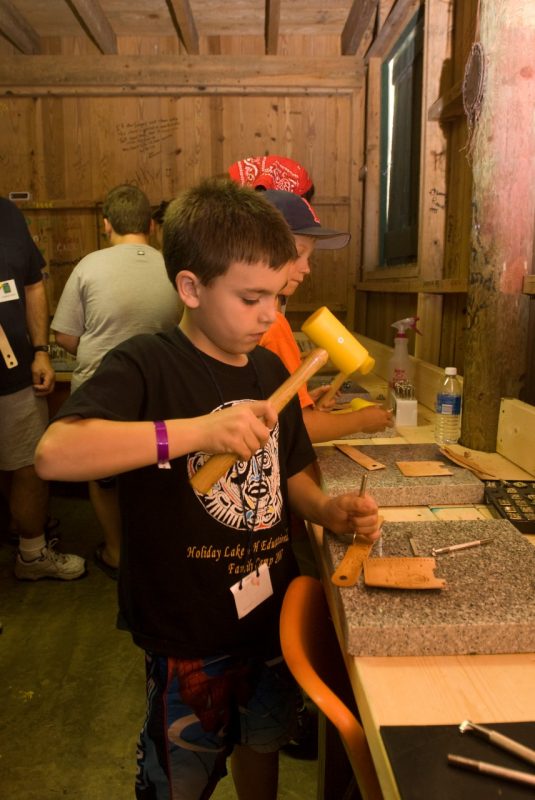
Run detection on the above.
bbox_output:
[52,185,180,575]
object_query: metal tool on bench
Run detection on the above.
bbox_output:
[459,720,535,766]
[448,720,535,788]
[431,538,493,556]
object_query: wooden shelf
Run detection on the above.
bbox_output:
[13,200,100,210]
[427,79,464,122]
[357,278,467,294]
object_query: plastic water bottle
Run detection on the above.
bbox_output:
[435,367,462,445]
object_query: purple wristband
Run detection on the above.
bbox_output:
[154,420,171,469]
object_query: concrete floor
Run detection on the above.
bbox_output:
[0,487,317,799]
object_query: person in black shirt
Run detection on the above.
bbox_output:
[36,179,381,800]
[0,197,85,581]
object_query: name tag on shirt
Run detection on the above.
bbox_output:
[231,563,273,619]
[0,279,20,303]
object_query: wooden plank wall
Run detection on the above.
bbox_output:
[0,32,359,316]
[2,0,530,408]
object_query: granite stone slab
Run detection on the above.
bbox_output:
[317,443,484,506]
[338,424,398,440]
[324,519,535,656]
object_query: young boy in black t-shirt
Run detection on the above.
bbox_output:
[36,179,381,800]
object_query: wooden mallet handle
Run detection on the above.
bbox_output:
[189,347,329,494]
[315,371,348,409]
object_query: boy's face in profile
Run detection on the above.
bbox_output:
[282,235,315,298]
[178,259,289,365]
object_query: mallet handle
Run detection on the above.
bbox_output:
[189,347,329,494]
[316,371,348,409]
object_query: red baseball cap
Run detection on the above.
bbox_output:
[228,155,313,197]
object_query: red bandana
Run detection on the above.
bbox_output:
[228,156,313,196]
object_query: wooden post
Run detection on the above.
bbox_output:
[462,1,535,451]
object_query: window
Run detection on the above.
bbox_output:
[380,11,424,266]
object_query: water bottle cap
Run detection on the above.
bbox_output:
[445,367,457,376]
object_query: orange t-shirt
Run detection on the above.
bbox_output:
[260,312,314,409]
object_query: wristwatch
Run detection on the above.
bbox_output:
[33,345,50,354]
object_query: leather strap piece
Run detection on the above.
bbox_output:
[335,444,386,471]
[0,323,18,369]
[331,539,373,587]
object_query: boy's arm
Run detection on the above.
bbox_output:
[35,401,278,482]
[54,331,80,355]
[287,464,381,542]
[302,405,394,443]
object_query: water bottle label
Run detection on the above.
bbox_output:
[436,394,461,415]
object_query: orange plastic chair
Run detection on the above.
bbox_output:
[280,575,383,800]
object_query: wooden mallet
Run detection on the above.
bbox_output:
[189,347,329,494]
[301,306,375,409]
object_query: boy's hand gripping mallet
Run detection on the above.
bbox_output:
[189,347,329,495]
[301,306,375,409]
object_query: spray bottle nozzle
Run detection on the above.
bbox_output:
[391,316,422,337]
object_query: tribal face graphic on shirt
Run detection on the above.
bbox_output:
[188,400,282,532]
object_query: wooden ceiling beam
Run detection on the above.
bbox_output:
[365,0,421,61]
[341,0,378,56]
[265,0,281,55]
[0,0,41,54]
[65,0,117,54]
[166,0,199,55]
[0,55,364,96]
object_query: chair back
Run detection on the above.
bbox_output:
[280,575,383,800]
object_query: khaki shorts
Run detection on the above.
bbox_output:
[0,386,48,471]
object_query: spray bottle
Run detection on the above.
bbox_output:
[388,317,421,409]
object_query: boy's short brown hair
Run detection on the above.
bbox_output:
[162,178,297,286]
[102,184,152,236]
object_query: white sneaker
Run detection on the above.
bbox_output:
[15,543,86,581]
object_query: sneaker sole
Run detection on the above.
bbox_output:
[14,565,88,582]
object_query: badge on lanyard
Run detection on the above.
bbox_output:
[0,279,20,303]
[231,563,273,619]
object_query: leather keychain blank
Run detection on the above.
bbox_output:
[0,323,18,369]
[331,474,374,587]
[335,443,385,471]
[363,557,446,590]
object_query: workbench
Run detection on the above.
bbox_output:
[308,382,535,799]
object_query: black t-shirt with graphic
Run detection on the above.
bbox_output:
[57,327,316,658]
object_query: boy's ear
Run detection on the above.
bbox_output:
[175,270,201,308]
[103,218,112,237]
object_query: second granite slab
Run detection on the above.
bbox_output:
[316,443,484,506]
